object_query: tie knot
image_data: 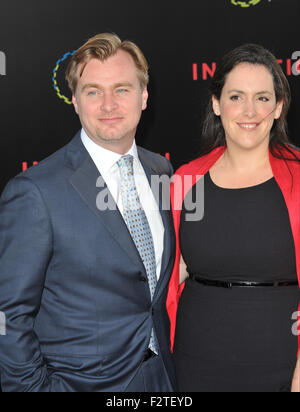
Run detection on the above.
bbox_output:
[117,155,134,176]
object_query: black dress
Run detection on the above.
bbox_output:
[174,172,300,392]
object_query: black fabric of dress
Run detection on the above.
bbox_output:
[174,172,299,392]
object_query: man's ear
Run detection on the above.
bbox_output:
[142,88,149,111]
[72,95,79,115]
[212,95,221,116]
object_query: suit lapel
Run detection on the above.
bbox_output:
[67,134,146,276]
[138,150,175,303]
[66,134,174,297]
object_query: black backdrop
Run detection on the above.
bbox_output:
[0,0,299,193]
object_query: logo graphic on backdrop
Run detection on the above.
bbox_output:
[52,50,77,104]
[231,0,261,7]
[0,51,6,76]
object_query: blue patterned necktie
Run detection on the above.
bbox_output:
[117,155,158,354]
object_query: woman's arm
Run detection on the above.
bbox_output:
[179,255,189,285]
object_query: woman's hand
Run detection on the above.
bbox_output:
[179,255,189,285]
[291,357,300,392]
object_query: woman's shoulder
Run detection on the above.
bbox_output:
[273,143,300,162]
[288,144,300,158]
[174,146,226,176]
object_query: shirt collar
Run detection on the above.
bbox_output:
[81,128,139,173]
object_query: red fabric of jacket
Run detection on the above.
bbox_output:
[167,145,300,353]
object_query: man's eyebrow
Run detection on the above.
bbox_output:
[81,83,101,92]
[114,82,134,88]
[81,82,134,92]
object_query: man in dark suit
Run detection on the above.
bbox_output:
[0,33,177,392]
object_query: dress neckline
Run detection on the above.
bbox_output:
[207,171,275,191]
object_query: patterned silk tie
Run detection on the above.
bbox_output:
[117,155,158,354]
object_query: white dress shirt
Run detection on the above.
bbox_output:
[81,129,164,280]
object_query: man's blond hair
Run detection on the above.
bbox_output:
[66,33,149,94]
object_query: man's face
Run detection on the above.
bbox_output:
[73,50,148,153]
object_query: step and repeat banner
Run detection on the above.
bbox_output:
[0,0,299,192]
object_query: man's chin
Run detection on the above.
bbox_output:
[97,136,127,145]
[95,129,136,145]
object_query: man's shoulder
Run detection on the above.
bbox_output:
[0,142,77,203]
[20,144,69,183]
[18,132,83,184]
[137,146,173,176]
[0,143,67,203]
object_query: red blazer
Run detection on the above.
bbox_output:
[167,145,300,352]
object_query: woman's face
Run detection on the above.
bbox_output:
[212,63,283,151]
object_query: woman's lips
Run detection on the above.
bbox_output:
[237,122,260,131]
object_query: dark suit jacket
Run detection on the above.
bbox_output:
[0,132,177,392]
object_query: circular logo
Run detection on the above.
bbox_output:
[52,50,77,105]
[231,0,262,7]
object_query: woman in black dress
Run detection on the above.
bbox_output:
[167,44,300,392]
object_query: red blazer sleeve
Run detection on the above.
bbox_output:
[270,146,300,355]
[166,166,194,352]
[166,147,226,351]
